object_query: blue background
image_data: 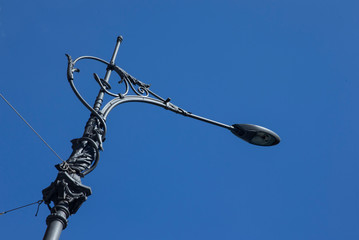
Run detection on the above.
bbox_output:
[1,0,358,239]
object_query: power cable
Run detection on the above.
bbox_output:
[0,93,64,163]
[0,200,43,216]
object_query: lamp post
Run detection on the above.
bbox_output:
[42,36,280,240]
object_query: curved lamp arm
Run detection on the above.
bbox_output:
[66,53,280,147]
[101,95,280,147]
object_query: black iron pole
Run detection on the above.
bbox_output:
[43,201,69,240]
[42,37,122,240]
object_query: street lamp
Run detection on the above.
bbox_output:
[42,36,280,240]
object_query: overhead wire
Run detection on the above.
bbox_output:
[0,200,43,216]
[0,93,64,163]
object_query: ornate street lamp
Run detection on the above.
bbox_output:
[42,36,280,240]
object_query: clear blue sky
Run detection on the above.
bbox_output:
[1,0,358,239]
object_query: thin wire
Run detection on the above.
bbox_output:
[35,200,43,216]
[0,200,43,216]
[0,93,64,163]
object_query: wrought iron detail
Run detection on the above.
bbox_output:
[67,55,153,100]
[52,114,103,177]
[65,52,197,123]
[42,171,92,216]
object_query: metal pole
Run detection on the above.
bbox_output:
[43,202,69,240]
[43,221,63,240]
[42,37,122,240]
[93,36,122,111]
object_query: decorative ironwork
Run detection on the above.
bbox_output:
[42,172,92,215]
[66,53,171,117]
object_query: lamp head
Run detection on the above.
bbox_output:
[231,124,280,146]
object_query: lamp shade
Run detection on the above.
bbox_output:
[231,124,280,146]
